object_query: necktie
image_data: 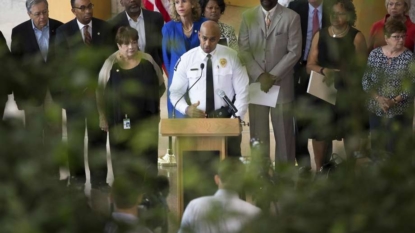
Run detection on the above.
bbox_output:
[265,12,271,29]
[83,25,92,45]
[312,9,319,36]
[206,54,214,115]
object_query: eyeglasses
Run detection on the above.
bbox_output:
[73,3,94,12]
[330,12,347,18]
[390,35,407,40]
[387,2,404,7]
[121,41,138,46]
[31,10,49,17]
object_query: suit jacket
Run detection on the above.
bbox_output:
[288,1,329,95]
[54,17,114,111]
[0,31,10,108]
[288,1,329,60]
[10,18,63,108]
[239,4,302,104]
[108,9,164,68]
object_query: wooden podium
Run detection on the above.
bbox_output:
[160,118,241,219]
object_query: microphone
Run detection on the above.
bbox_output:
[216,89,238,115]
[172,63,205,118]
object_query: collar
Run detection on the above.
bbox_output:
[125,9,143,22]
[76,19,92,30]
[111,212,138,225]
[198,46,218,59]
[309,2,323,13]
[31,20,49,31]
[214,189,239,199]
[262,3,278,16]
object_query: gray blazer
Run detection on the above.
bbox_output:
[239,4,302,104]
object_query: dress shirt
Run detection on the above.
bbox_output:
[179,189,261,233]
[169,45,249,118]
[303,3,323,60]
[32,20,50,61]
[76,19,92,41]
[126,11,146,52]
[105,212,152,233]
[278,0,294,7]
[261,4,278,21]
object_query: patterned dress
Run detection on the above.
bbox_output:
[218,22,238,51]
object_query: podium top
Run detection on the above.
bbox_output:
[160,118,241,137]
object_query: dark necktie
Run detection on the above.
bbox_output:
[83,25,92,45]
[312,9,319,36]
[206,54,214,115]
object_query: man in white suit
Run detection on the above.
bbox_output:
[239,0,302,165]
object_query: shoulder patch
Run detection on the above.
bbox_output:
[174,58,181,71]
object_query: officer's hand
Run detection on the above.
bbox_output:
[186,101,205,118]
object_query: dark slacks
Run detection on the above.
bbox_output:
[226,134,242,157]
[66,107,107,186]
[369,107,414,157]
[22,96,63,179]
[109,117,159,179]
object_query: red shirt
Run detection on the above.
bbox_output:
[368,15,415,52]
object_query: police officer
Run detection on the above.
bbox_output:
[169,20,249,157]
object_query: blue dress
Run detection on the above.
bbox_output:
[162,18,206,118]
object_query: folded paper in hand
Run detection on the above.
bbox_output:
[249,83,280,107]
[307,71,337,105]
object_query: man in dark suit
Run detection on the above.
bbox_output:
[0,31,11,122]
[109,0,164,69]
[288,0,331,168]
[54,0,113,189]
[10,0,63,178]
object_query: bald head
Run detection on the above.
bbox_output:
[198,20,221,53]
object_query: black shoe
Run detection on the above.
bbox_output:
[69,176,86,191]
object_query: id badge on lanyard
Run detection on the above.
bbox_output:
[123,114,131,129]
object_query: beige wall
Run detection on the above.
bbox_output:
[354,0,387,42]
[226,0,257,7]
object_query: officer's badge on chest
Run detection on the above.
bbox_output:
[219,58,227,68]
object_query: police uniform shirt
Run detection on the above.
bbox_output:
[169,45,249,118]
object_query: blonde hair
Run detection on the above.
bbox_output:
[385,0,411,15]
[169,0,202,22]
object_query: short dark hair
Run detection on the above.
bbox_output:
[112,175,146,209]
[199,0,226,14]
[116,26,139,45]
[328,0,357,26]
[70,0,75,7]
[384,19,407,37]
[218,157,245,190]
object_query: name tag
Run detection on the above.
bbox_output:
[123,115,131,130]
